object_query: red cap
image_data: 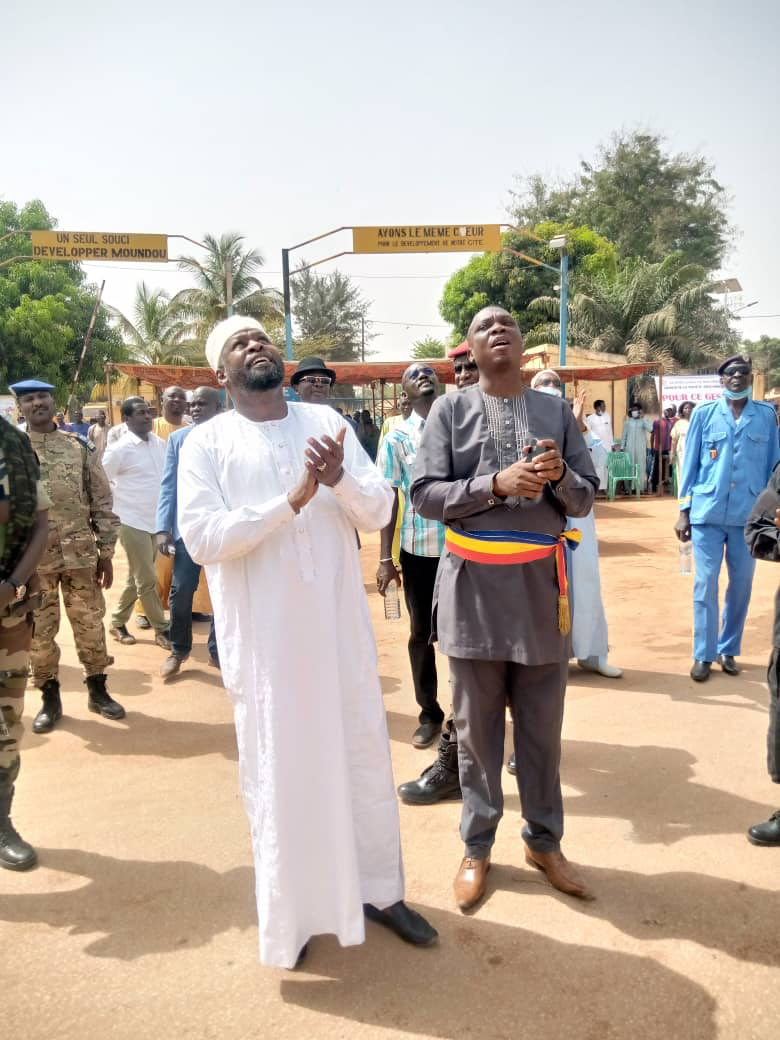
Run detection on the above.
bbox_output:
[448,341,470,358]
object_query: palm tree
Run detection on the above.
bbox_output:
[105,282,202,365]
[410,337,446,359]
[526,255,720,371]
[175,232,282,345]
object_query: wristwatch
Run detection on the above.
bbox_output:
[4,577,27,601]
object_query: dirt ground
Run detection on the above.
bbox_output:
[3,496,780,1040]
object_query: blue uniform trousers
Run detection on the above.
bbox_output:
[691,523,756,662]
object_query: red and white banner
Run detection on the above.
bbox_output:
[654,375,722,411]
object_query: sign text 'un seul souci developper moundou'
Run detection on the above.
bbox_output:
[352,225,502,254]
[30,231,168,262]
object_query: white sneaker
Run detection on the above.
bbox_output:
[577,656,623,679]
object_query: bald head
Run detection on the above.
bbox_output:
[190,386,222,424]
[161,385,187,422]
[467,306,525,377]
[467,306,516,342]
[401,362,439,406]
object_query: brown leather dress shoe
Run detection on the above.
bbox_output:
[524,844,594,900]
[453,855,490,911]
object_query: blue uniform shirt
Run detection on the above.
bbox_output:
[678,396,780,526]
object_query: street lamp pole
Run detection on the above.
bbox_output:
[549,235,569,366]
[559,251,569,366]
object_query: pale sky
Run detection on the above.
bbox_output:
[3,0,778,360]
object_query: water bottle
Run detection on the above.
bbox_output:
[678,541,692,574]
[384,580,402,620]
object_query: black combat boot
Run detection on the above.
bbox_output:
[32,678,62,734]
[0,774,37,871]
[85,674,126,720]
[397,728,461,805]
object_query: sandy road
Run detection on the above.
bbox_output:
[3,496,780,1040]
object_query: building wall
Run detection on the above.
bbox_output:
[524,344,629,443]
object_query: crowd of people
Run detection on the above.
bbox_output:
[2,317,780,974]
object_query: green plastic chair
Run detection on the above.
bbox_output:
[607,451,641,500]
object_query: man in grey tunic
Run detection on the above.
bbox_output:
[410,306,598,910]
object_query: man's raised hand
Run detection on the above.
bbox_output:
[305,426,346,487]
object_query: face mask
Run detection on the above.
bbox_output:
[535,385,562,397]
[630,410,640,418]
[722,387,753,401]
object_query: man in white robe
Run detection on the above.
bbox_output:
[585,400,614,490]
[531,373,622,680]
[177,316,437,969]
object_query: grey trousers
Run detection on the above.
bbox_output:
[449,657,567,857]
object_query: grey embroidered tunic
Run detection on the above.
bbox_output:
[410,385,598,664]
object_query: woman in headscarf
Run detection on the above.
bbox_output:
[0,415,50,869]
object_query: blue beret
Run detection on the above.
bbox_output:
[717,355,752,376]
[9,379,56,396]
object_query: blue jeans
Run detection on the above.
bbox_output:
[169,539,218,661]
[691,523,756,662]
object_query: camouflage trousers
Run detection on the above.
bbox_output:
[30,567,114,686]
[0,607,34,781]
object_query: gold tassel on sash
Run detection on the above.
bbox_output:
[555,542,572,635]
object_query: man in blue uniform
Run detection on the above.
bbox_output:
[675,354,780,681]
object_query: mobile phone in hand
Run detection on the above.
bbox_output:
[525,438,547,461]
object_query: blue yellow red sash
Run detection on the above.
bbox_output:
[444,527,583,634]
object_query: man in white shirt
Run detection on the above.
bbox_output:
[584,400,615,491]
[177,315,437,969]
[102,398,170,648]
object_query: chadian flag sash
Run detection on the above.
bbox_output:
[444,527,582,633]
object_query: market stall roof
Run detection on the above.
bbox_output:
[110,359,661,390]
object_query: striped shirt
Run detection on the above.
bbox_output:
[379,411,445,557]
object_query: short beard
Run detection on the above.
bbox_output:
[232,356,286,392]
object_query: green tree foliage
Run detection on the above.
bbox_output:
[527,255,735,369]
[105,282,203,365]
[511,131,732,271]
[0,199,125,401]
[410,336,446,359]
[292,264,372,362]
[175,232,282,345]
[744,336,780,389]
[439,223,616,338]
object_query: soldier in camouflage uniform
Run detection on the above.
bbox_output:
[0,400,51,869]
[14,382,125,731]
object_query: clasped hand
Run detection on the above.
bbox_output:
[493,439,564,499]
[288,427,347,514]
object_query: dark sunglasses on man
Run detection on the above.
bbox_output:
[722,365,751,377]
[298,375,333,387]
[407,365,436,380]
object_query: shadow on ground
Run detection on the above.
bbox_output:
[0,848,254,958]
[0,849,719,1037]
[494,861,780,967]
[570,665,769,712]
[38,711,238,762]
[598,541,654,557]
[281,901,717,1040]
[560,738,775,844]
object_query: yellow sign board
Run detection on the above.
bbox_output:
[352,224,501,254]
[30,231,168,262]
